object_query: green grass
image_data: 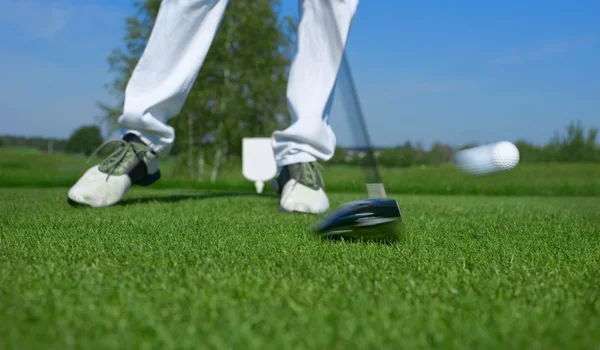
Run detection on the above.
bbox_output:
[1,188,599,349]
[1,148,600,196]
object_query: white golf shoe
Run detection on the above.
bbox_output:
[273,162,329,214]
[67,134,161,207]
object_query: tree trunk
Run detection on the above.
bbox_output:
[198,151,205,180]
[210,22,233,183]
[187,113,194,178]
[210,141,229,183]
[211,146,222,183]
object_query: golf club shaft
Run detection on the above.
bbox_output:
[339,52,383,185]
[297,1,383,186]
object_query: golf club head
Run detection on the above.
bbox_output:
[314,198,403,242]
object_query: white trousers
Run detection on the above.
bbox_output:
[118,0,358,167]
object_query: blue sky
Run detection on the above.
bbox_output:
[0,0,598,148]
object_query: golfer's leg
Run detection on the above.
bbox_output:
[119,0,229,158]
[272,0,359,166]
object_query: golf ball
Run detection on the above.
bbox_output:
[454,141,520,176]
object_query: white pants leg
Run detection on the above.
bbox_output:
[118,0,229,158]
[272,0,359,167]
[118,0,358,164]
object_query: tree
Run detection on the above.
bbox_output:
[377,142,416,168]
[98,0,296,180]
[514,140,541,163]
[549,121,599,162]
[65,125,104,156]
[413,141,426,165]
[330,146,349,165]
[425,142,454,166]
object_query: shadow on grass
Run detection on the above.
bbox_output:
[118,191,406,246]
[119,191,279,206]
[316,220,408,246]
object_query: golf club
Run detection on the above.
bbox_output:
[302,1,403,241]
[314,197,403,242]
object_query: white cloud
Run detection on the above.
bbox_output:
[489,36,596,65]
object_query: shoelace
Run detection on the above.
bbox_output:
[89,139,142,182]
[300,162,325,189]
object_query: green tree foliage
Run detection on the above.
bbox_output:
[378,142,416,168]
[424,142,454,166]
[98,0,295,179]
[517,121,599,163]
[513,140,542,162]
[64,125,104,156]
[329,121,599,168]
[549,121,599,162]
[330,146,349,165]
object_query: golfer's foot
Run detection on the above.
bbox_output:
[273,162,329,214]
[67,133,161,207]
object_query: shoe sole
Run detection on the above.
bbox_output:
[66,171,159,208]
[278,204,327,215]
[67,197,90,207]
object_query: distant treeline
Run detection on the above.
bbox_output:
[0,125,104,156]
[0,135,68,153]
[331,121,599,167]
[2,121,598,166]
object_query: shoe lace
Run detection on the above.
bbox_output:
[89,139,146,182]
[300,162,325,189]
